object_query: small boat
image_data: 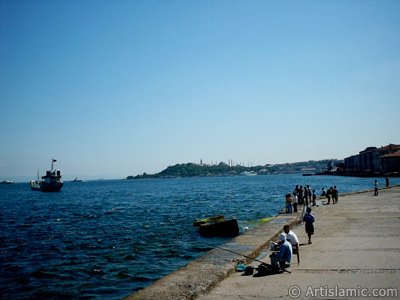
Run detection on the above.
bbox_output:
[194,215,239,237]
[0,180,14,184]
[71,177,82,182]
[193,215,225,226]
[30,159,63,192]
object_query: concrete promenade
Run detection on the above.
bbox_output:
[126,186,400,300]
[198,186,400,300]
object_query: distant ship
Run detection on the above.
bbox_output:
[30,159,63,192]
[240,171,257,176]
[0,180,14,184]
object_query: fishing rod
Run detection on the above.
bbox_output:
[198,240,267,265]
[195,240,291,274]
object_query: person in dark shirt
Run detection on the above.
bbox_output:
[374,180,379,196]
[303,207,315,244]
[312,189,317,206]
[332,186,338,204]
[326,187,333,204]
[270,233,292,271]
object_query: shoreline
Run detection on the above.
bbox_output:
[125,203,303,299]
[197,185,400,300]
[124,186,399,300]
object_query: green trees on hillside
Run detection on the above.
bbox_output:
[127,159,338,179]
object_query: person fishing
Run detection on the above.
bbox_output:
[269,233,292,271]
[283,224,300,265]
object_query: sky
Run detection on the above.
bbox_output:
[1,0,399,181]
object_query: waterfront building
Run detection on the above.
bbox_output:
[344,144,400,176]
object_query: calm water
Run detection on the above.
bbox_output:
[0,174,394,299]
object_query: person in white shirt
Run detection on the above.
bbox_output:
[283,224,300,264]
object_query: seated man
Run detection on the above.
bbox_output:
[283,224,300,265]
[270,233,292,271]
[271,225,299,251]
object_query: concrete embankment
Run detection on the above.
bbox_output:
[125,186,400,300]
[124,205,304,299]
[197,186,400,300]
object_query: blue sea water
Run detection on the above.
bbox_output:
[0,174,395,299]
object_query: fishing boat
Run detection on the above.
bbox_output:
[194,215,239,237]
[30,159,63,192]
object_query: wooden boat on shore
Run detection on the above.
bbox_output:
[193,215,225,226]
[194,215,239,237]
[30,159,63,192]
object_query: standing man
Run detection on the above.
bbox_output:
[374,180,379,196]
[332,186,339,204]
[292,192,298,213]
[312,190,317,206]
[303,207,315,244]
[326,187,332,204]
[285,193,293,214]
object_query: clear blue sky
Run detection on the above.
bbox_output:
[1,0,399,181]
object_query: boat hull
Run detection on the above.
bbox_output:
[30,160,63,192]
[30,180,63,192]
[198,218,239,237]
[30,180,41,191]
[40,181,63,192]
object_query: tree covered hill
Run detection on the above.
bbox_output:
[127,159,340,179]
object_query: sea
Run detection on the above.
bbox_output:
[1,174,395,299]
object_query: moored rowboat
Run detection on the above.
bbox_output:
[194,215,239,237]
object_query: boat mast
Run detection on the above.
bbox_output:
[51,159,57,172]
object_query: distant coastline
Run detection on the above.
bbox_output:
[127,160,338,179]
[128,143,400,180]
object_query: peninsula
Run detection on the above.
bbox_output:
[126,160,336,179]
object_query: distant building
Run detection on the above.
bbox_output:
[344,144,400,176]
[381,150,400,175]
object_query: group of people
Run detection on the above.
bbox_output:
[320,186,339,204]
[273,183,337,272]
[285,185,319,214]
[271,178,391,273]
[285,184,340,213]
[269,208,315,272]
[293,185,316,206]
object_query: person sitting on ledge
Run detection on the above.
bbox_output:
[283,224,299,254]
[270,225,299,252]
[270,233,292,271]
